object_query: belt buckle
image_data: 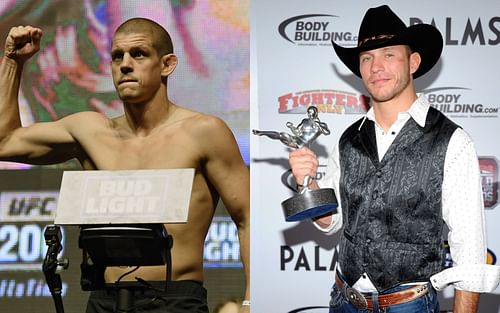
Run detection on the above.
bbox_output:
[346,287,368,310]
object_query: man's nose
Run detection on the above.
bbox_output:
[370,55,384,73]
[120,54,133,74]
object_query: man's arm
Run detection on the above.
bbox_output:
[201,116,250,311]
[441,129,488,312]
[454,290,480,313]
[0,26,78,164]
[0,26,42,136]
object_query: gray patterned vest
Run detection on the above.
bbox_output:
[338,107,458,291]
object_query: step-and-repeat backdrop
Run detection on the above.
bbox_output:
[250,1,500,312]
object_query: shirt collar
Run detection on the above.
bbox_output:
[358,94,430,131]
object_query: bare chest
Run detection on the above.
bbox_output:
[81,130,200,170]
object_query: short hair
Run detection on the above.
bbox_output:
[115,18,173,56]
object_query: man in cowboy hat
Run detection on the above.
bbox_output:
[289,5,499,313]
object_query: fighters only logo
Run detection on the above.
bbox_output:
[278,90,370,114]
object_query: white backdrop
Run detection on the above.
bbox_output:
[250,1,500,312]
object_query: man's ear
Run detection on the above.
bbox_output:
[409,52,421,75]
[161,54,178,77]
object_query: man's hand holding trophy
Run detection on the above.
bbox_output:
[253,106,337,221]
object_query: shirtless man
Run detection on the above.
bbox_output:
[0,18,249,313]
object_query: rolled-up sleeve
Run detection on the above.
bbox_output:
[431,128,500,292]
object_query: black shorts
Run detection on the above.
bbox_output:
[85,280,208,313]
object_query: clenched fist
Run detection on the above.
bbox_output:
[4,26,42,64]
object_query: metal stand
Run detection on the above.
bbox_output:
[79,224,173,313]
[116,287,135,313]
[42,225,69,313]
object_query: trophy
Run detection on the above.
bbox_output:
[253,106,337,221]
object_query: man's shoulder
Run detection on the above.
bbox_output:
[66,111,110,124]
[62,111,112,132]
[176,108,229,133]
[173,109,237,155]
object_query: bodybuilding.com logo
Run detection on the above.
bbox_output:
[278,14,500,47]
[422,87,499,118]
[278,14,357,46]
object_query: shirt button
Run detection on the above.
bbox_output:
[366,238,371,244]
[376,171,382,177]
[372,190,378,200]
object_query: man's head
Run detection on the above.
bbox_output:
[307,106,318,118]
[359,45,421,103]
[115,18,173,57]
[331,5,443,79]
[111,18,178,104]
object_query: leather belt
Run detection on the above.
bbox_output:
[335,272,429,310]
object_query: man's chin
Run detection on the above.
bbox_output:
[119,95,144,105]
[367,88,396,103]
[118,92,139,101]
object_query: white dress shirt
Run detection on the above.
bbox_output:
[316,95,500,292]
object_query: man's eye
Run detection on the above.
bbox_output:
[112,54,123,61]
[132,51,145,58]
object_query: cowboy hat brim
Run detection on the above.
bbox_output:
[332,24,443,79]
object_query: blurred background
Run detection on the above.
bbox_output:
[0,0,249,311]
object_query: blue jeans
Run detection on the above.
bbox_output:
[329,281,440,313]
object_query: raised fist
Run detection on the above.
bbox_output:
[4,25,43,63]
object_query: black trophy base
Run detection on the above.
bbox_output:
[282,188,338,222]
